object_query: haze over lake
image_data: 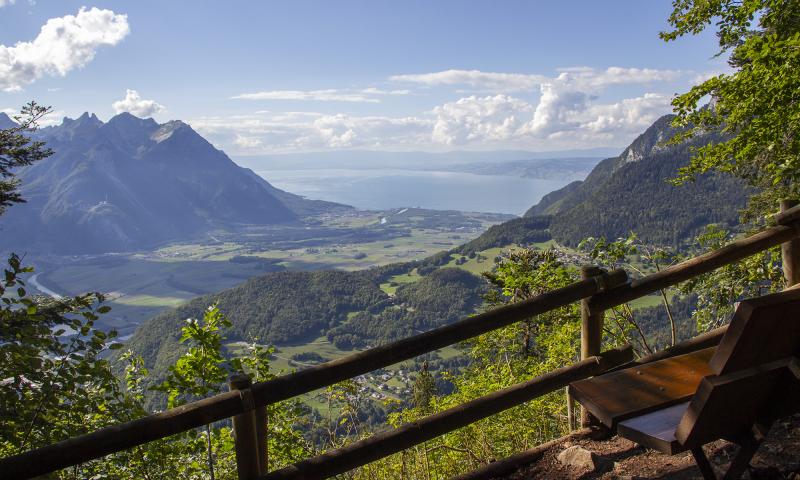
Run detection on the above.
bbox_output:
[256,168,570,215]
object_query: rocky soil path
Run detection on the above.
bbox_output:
[498,414,800,479]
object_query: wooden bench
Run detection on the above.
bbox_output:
[569,288,800,479]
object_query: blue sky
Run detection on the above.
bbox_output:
[0,1,725,154]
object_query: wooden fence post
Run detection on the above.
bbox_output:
[580,265,604,427]
[781,199,800,287]
[229,374,263,480]
[565,386,575,431]
[255,403,268,473]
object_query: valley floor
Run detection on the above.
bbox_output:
[21,207,512,338]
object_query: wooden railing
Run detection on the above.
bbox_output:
[3,200,800,480]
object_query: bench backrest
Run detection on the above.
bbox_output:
[676,288,800,447]
[708,287,800,375]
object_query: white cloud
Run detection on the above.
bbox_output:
[190,111,431,153]
[432,95,533,145]
[525,84,590,135]
[112,89,165,117]
[430,91,671,147]
[0,7,129,91]
[391,67,681,93]
[201,66,681,153]
[0,107,64,126]
[233,89,378,103]
[231,87,410,103]
[391,69,545,92]
[581,93,671,133]
[233,134,263,149]
[191,90,671,153]
[0,0,17,8]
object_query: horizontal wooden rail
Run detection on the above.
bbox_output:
[261,346,634,480]
[0,269,628,479]
[589,223,798,312]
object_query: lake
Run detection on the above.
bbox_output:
[256,169,570,215]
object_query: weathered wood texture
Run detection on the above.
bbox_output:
[569,347,715,429]
[708,287,800,375]
[580,265,605,427]
[617,402,689,454]
[230,375,263,480]
[261,346,634,480]
[608,325,727,373]
[781,200,800,286]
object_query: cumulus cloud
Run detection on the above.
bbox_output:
[233,134,263,149]
[0,7,129,91]
[432,95,533,145]
[0,0,16,8]
[190,111,431,153]
[209,66,681,152]
[581,93,670,133]
[112,89,165,117]
[430,91,671,147]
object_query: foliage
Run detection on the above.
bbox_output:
[327,268,486,349]
[579,234,679,352]
[0,102,53,215]
[456,216,551,255]
[368,248,597,478]
[677,224,784,332]
[412,362,436,413]
[0,254,120,456]
[663,0,800,219]
[539,115,748,247]
[0,254,309,477]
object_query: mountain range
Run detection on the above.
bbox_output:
[0,112,345,254]
[526,114,749,246]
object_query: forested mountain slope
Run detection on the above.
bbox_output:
[125,266,485,376]
[525,115,749,246]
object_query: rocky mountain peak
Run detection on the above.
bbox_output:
[0,112,16,129]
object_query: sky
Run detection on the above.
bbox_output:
[0,1,727,155]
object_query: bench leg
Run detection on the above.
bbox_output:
[722,424,767,480]
[691,447,718,480]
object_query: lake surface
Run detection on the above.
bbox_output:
[256,169,570,215]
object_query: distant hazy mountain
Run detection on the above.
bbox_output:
[0,112,347,254]
[525,115,749,246]
[233,148,619,173]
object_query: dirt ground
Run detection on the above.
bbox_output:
[503,414,800,479]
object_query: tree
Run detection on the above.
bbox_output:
[0,102,52,215]
[663,1,800,217]
[154,304,233,480]
[412,361,436,413]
